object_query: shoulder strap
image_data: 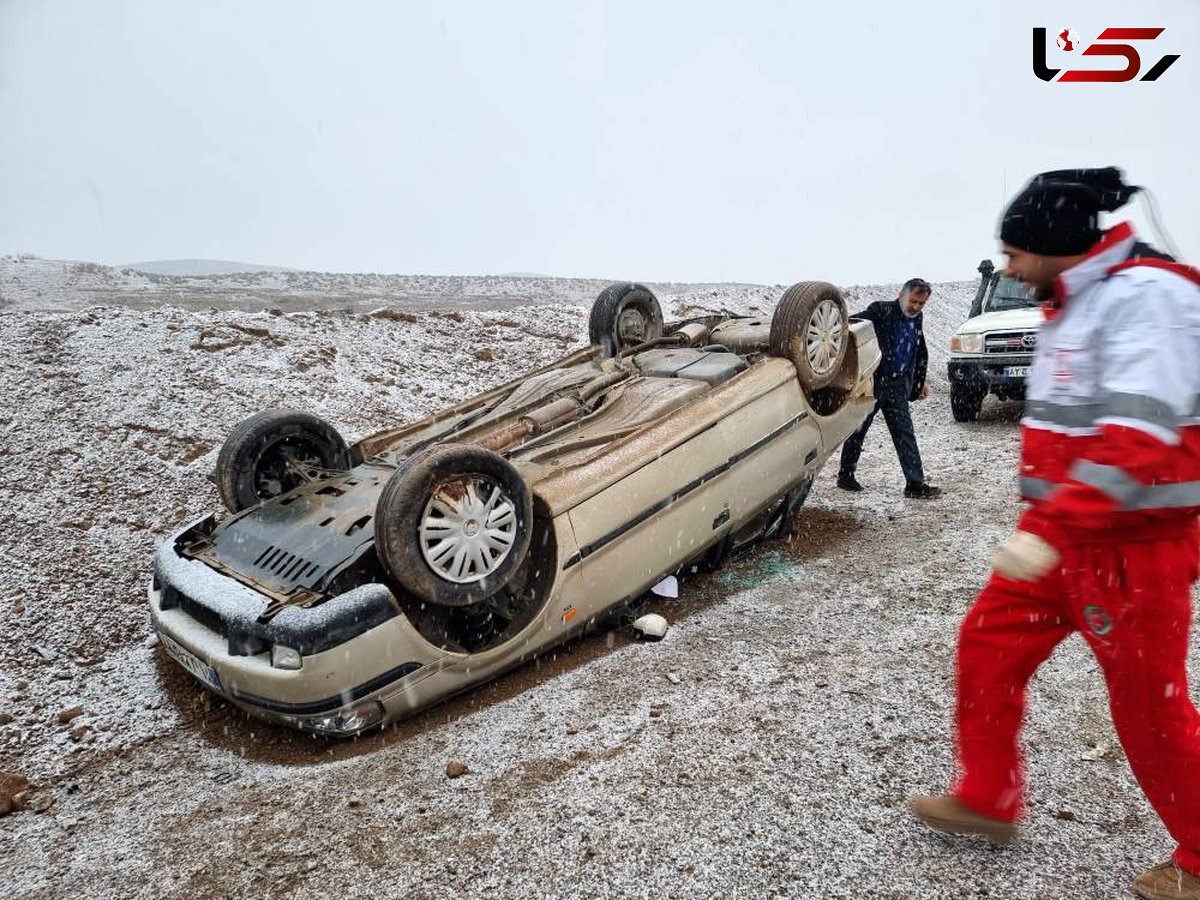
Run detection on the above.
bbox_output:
[1104,241,1200,286]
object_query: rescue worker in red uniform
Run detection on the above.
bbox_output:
[909,168,1200,900]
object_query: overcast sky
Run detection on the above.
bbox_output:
[1,0,1196,284]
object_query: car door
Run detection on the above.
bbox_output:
[565,410,734,620]
[715,361,822,530]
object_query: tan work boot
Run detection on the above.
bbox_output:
[1133,862,1200,900]
[909,794,1017,845]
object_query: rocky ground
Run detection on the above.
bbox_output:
[1,258,1195,899]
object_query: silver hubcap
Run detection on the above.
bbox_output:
[419,477,518,584]
[805,299,844,376]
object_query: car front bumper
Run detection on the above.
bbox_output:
[948,355,1033,391]
[148,517,447,735]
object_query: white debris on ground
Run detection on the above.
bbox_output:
[1,257,1195,899]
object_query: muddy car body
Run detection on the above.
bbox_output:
[149,282,880,734]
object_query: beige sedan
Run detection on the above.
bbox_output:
[149,280,880,735]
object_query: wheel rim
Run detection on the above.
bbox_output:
[419,476,518,584]
[804,299,844,376]
[254,437,327,499]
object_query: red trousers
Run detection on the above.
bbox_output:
[952,531,1200,876]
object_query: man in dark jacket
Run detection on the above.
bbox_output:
[837,277,941,498]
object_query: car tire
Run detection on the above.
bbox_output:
[769,281,849,392]
[588,283,664,357]
[215,410,350,513]
[374,444,534,607]
[951,382,985,422]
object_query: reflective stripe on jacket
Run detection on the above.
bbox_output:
[1016,222,1200,547]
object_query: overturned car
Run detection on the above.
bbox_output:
[149,281,880,734]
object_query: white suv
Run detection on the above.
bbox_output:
[948,260,1040,421]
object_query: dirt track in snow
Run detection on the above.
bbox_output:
[2,259,1196,899]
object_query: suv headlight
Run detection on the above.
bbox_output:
[951,333,983,354]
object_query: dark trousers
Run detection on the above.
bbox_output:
[838,378,925,485]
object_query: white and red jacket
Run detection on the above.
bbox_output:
[1017,222,1200,548]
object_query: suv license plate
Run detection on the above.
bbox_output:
[1003,366,1030,378]
[160,633,223,692]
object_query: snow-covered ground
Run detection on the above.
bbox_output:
[1,257,1193,899]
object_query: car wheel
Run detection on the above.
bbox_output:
[374,444,533,607]
[769,281,849,391]
[950,382,985,422]
[589,283,664,357]
[215,410,350,513]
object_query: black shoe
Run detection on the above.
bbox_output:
[904,482,941,499]
[837,473,863,492]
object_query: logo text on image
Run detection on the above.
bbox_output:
[1032,27,1180,82]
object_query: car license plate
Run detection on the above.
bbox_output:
[159,632,223,692]
[1003,366,1030,378]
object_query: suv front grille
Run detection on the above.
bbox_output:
[985,331,1037,353]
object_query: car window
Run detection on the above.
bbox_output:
[985,275,1038,312]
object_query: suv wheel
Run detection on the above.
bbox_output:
[950,382,985,422]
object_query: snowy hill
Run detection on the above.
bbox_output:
[122,259,298,276]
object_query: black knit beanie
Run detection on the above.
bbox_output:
[999,167,1140,256]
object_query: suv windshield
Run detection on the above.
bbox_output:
[985,275,1038,312]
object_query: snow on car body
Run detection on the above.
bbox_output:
[149,282,880,734]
